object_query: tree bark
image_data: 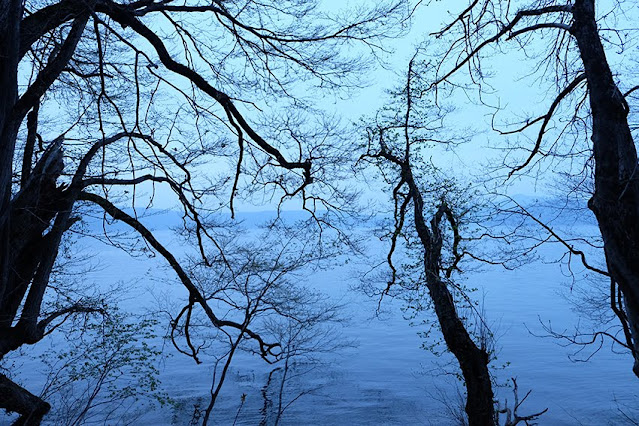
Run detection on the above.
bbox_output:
[408,173,494,425]
[0,141,65,328]
[425,274,494,425]
[0,0,23,303]
[572,0,639,376]
[0,373,50,425]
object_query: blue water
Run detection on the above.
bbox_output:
[2,215,637,425]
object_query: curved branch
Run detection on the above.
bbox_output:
[383,177,410,296]
[138,2,393,44]
[79,191,280,360]
[624,85,639,98]
[507,22,571,40]
[506,197,609,276]
[103,4,312,188]
[433,4,573,87]
[13,13,89,128]
[507,73,587,177]
[38,302,106,335]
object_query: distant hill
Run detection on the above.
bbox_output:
[77,194,599,236]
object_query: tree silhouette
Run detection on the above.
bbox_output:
[0,0,407,421]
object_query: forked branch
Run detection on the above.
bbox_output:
[79,191,281,361]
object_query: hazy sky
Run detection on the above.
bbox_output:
[135,0,636,211]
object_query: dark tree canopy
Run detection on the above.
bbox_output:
[0,0,407,421]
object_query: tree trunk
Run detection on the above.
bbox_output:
[0,373,50,425]
[426,274,495,425]
[409,179,495,425]
[0,0,22,304]
[572,0,639,376]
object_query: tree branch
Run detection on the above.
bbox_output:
[507,73,587,177]
[507,22,571,39]
[103,4,313,189]
[433,4,573,87]
[13,13,90,127]
[79,191,281,360]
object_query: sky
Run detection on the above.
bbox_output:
[118,0,638,212]
[137,0,538,211]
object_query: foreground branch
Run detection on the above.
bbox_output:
[79,191,281,360]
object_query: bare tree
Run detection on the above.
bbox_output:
[359,54,497,425]
[178,223,347,425]
[357,50,553,425]
[422,0,639,376]
[496,378,547,426]
[0,0,409,421]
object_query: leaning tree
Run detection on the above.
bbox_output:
[359,53,548,426]
[0,0,408,422]
[423,0,639,377]
[359,54,497,424]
